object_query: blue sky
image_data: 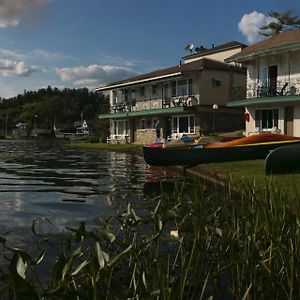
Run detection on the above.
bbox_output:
[0,0,299,98]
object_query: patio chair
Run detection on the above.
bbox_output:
[162,97,171,108]
[276,82,288,96]
[286,86,297,96]
[257,86,270,97]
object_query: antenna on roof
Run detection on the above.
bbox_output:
[195,46,207,53]
[185,43,194,54]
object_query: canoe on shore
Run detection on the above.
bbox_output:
[143,133,300,167]
[265,143,300,175]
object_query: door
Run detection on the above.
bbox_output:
[164,116,172,138]
[284,107,294,136]
[163,83,169,99]
[268,66,277,96]
[130,119,136,142]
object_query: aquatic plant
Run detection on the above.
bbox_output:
[0,177,300,299]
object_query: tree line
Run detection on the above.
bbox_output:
[0,86,109,140]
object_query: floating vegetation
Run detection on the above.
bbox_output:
[0,177,299,299]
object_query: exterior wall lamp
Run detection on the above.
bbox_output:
[212,104,219,135]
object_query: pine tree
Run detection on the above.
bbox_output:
[259,10,300,37]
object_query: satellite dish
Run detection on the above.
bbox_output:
[185,43,194,54]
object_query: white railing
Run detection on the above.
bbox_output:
[110,95,200,113]
[248,127,281,135]
[106,134,129,144]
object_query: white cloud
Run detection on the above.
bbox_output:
[0,0,51,28]
[0,47,74,64]
[0,48,25,60]
[56,64,138,87]
[97,53,141,68]
[31,49,75,61]
[0,59,41,77]
[238,11,276,44]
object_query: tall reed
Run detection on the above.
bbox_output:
[0,177,299,299]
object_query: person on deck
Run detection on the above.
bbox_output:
[155,120,161,139]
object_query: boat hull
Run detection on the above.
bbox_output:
[265,143,300,175]
[143,140,300,167]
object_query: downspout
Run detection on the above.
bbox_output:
[288,51,291,83]
[198,67,204,105]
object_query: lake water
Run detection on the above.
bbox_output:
[0,139,176,239]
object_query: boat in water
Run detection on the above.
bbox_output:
[265,143,300,175]
[143,133,300,167]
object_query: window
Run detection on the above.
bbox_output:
[259,65,278,96]
[171,79,192,97]
[123,89,129,102]
[212,78,221,87]
[140,86,145,97]
[255,109,278,129]
[172,115,195,134]
[113,120,128,135]
[140,119,146,130]
[151,85,157,95]
[177,80,188,96]
[172,81,176,97]
[131,89,136,101]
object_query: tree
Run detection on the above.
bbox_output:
[259,10,300,37]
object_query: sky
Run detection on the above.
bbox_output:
[0,0,299,98]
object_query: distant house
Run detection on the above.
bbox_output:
[12,122,27,138]
[76,120,89,135]
[96,41,247,144]
[226,28,300,136]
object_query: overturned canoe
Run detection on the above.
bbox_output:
[265,143,300,175]
[143,134,300,167]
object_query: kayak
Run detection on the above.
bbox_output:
[265,143,300,175]
[143,133,300,167]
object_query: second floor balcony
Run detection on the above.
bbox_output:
[229,78,300,106]
[110,95,199,113]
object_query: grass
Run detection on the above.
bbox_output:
[201,159,300,198]
[67,142,143,154]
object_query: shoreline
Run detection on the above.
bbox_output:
[68,142,225,186]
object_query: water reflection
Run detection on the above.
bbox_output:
[0,140,151,237]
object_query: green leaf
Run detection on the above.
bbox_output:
[215,227,223,237]
[16,255,27,279]
[131,208,141,223]
[62,259,72,281]
[95,242,108,270]
[157,219,163,232]
[107,245,132,267]
[32,249,45,266]
[52,254,67,284]
[100,230,116,243]
[152,199,161,218]
[70,246,82,258]
[71,260,89,276]
[142,271,148,290]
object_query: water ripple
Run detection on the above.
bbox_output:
[0,140,148,236]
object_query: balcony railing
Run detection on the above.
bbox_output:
[110,95,199,113]
[230,79,300,101]
[248,79,300,99]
